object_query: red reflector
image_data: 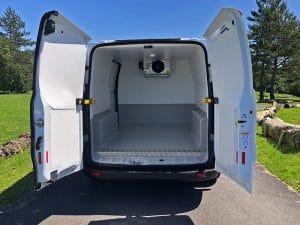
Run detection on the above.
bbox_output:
[197,172,207,178]
[90,170,101,177]
[242,152,246,164]
[46,151,48,163]
[38,152,42,164]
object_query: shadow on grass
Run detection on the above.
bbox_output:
[0,172,34,207]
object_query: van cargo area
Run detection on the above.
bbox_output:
[88,43,210,166]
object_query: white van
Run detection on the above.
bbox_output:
[30,8,256,192]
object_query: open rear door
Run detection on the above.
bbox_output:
[31,11,90,190]
[204,9,256,192]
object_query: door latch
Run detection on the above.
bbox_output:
[76,98,96,105]
[235,120,247,126]
[202,97,219,104]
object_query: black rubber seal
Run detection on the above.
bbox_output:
[112,61,122,115]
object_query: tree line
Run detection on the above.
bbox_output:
[0,2,299,99]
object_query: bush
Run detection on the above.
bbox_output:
[0,61,31,93]
[0,37,32,93]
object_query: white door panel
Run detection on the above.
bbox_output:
[50,110,82,171]
[39,43,87,109]
[31,11,90,190]
[204,8,256,192]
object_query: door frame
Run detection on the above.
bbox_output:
[30,11,60,189]
[82,39,216,172]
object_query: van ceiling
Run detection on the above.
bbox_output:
[94,43,203,62]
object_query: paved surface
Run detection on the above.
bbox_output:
[0,164,299,225]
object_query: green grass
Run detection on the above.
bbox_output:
[256,102,300,192]
[255,91,300,103]
[256,126,300,192]
[276,108,300,125]
[0,148,34,207]
[0,93,31,145]
[0,93,33,206]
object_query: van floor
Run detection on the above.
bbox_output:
[93,124,207,165]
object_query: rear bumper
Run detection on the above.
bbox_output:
[84,168,220,183]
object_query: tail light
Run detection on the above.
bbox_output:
[196,172,207,178]
[90,170,101,177]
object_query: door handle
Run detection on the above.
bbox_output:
[237,120,247,124]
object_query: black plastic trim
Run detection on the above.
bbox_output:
[83,39,215,173]
[84,168,220,183]
[30,10,58,190]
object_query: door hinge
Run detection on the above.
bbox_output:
[76,98,96,105]
[202,97,219,104]
[44,19,56,35]
[208,64,212,82]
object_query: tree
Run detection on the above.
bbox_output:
[286,21,300,96]
[282,31,300,96]
[0,6,34,50]
[248,0,300,101]
[0,7,35,93]
[267,1,299,100]
[248,0,273,102]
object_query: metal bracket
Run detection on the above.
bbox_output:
[35,118,44,127]
[50,170,58,182]
[35,136,43,151]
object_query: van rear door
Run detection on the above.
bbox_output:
[31,11,90,190]
[204,8,256,192]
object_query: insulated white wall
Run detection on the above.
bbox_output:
[118,60,194,104]
[188,48,208,113]
[90,51,113,116]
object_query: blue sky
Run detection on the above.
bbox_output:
[0,0,300,42]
